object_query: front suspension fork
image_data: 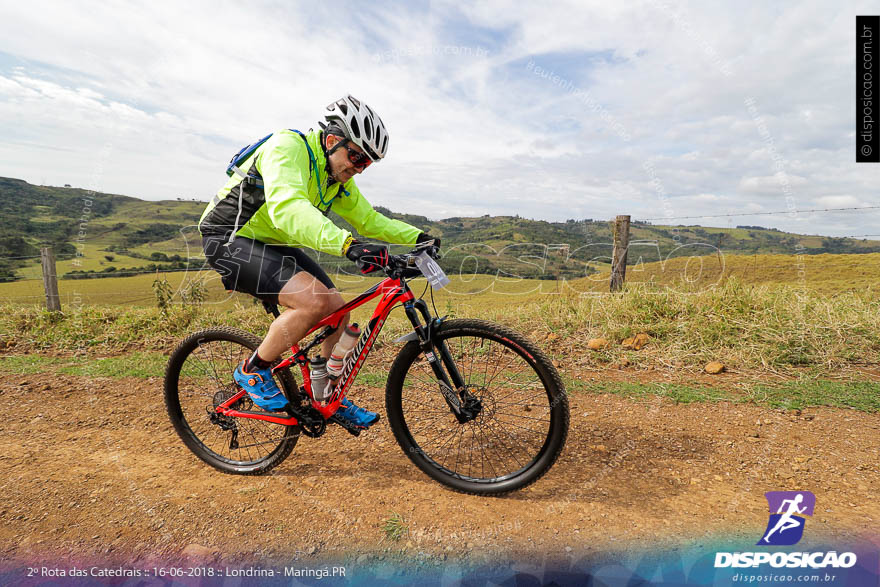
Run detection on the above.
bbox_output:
[403,300,480,422]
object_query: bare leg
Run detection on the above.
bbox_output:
[256,272,349,361]
[319,311,349,358]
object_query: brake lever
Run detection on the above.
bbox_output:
[410,242,442,260]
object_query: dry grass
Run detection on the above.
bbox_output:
[2,253,879,378]
[509,278,880,375]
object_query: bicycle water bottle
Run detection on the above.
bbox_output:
[327,323,361,377]
[310,356,332,401]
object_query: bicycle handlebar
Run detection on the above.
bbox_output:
[353,241,440,277]
[382,242,441,278]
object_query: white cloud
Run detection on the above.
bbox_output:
[0,0,877,237]
[689,193,724,203]
[738,174,809,195]
[814,195,862,208]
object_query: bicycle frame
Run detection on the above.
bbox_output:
[213,273,431,425]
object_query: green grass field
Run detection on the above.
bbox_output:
[7,251,879,308]
[1,267,567,308]
[15,251,160,280]
[571,251,880,294]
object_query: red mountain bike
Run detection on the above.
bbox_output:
[164,246,569,494]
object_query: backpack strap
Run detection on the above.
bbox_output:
[224,129,340,245]
[225,132,273,187]
[290,130,326,206]
[228,163,264,188]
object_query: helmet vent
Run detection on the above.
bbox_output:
[323,94,388,160]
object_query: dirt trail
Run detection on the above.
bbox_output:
[1,371,878,567]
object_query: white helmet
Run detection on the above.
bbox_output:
[324,95,389,161]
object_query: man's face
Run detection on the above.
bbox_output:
[326,134,369,184]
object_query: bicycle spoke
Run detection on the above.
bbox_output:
[401,393,453,413]
[396,328,565,485]
[491,380,543,406]
[169,333,297,467]
[404,410,455,438]
[482,417,530,469]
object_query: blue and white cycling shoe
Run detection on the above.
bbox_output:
[233,361,289,411]
[335,397,380,428]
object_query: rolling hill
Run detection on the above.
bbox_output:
[3,176,879,282]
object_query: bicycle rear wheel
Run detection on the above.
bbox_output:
[385,319,569,495]
[164,326,300,475]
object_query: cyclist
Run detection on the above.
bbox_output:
[198,95,440,428]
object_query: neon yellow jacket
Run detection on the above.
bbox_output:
[198,129,421,255]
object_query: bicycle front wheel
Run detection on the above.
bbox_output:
[164,326,300,475]
[385,319,569,495]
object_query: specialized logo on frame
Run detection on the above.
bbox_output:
[757,490,815,546]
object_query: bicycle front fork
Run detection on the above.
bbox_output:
[402,300,481,423]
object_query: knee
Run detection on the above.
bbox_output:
[303,293,338,321]
[329,295,349,326]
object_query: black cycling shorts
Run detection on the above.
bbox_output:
[202,233,336,304]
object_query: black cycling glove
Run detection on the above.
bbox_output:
[416,233,441,248]
[345,239,390,274]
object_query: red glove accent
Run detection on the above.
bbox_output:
[345,240,390,274]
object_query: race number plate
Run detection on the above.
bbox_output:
[415,251,450,289]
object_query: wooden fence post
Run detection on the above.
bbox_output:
[610,215,630,292]
[40,247,61,312]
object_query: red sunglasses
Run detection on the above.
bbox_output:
[337,140,373,170]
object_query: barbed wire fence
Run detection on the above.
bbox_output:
[639,204,880,221]
[1,247,213,309]
[2,203,878,305]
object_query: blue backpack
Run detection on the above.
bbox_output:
[225,133,274,186]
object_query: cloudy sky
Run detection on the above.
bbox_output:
[1,0,878,237]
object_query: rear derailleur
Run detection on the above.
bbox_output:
[208,389,241,449]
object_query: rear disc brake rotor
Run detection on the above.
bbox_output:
[208,389,243,430]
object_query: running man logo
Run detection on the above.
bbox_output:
[757,491,816,546]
